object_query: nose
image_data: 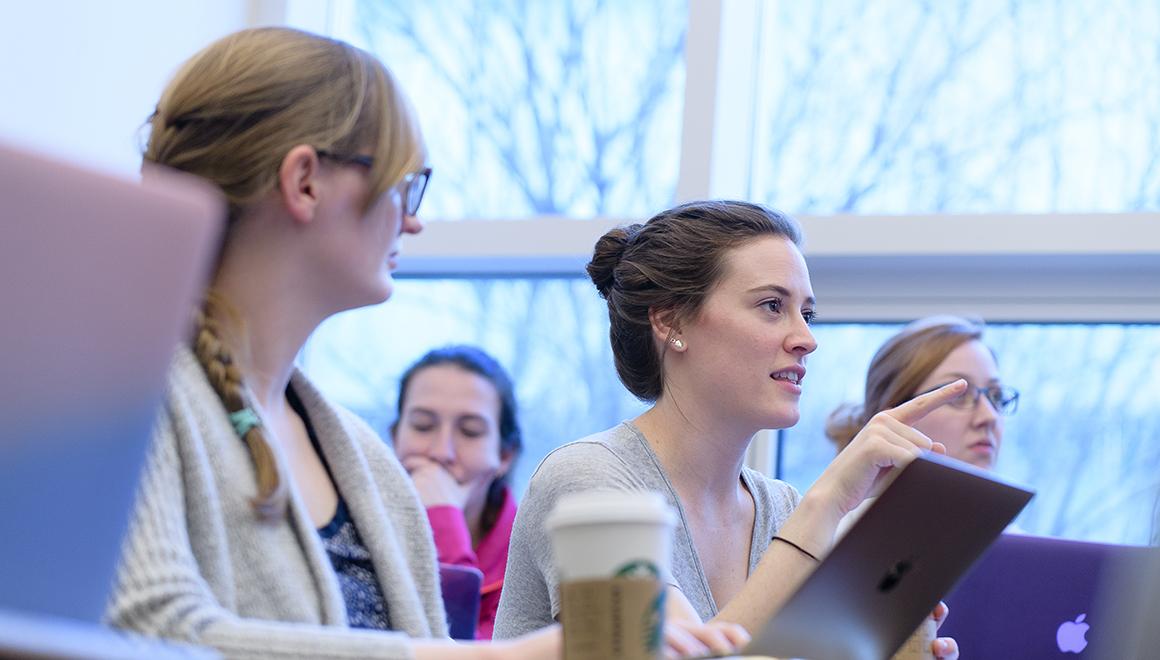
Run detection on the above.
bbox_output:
[427,425,455,464]
[787,313,818,356]
[401,211,424,236]
[973,392,1000,426]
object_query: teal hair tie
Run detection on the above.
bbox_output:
[229,408,262,437]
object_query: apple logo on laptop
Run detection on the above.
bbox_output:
[1056,613,1090,653]
[876,559,913,593]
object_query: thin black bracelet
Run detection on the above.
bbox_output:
[771,535,820,562]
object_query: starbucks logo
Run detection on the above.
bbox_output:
[615,560,665,651]
[614,560,661,579]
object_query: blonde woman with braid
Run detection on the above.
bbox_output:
[107,27,743,660]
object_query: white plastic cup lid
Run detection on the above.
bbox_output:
[546,489,676,531]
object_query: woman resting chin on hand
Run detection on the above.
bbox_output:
[393,346,521,640]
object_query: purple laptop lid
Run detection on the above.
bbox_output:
[941,534,1157,659]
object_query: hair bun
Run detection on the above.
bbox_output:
[586,224,643,298]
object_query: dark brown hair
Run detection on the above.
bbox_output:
[825,315,986,451]
[587,200,802,402]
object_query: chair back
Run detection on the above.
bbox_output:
[439,563,483,640]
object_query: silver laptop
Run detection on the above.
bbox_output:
[1089,538,1160,659]
[744,452,1034,660]
[0,141,222,625]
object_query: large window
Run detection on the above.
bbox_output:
[329,0,688,218]
[751,0,1160,213]
[291,1,1160,546]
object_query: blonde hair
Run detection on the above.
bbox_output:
[146,27,424,218]
[147,27,425,519]
[825,316,986,451]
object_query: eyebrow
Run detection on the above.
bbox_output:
[937,371,1001,386]
[406,407,493,425]
[745,284,816,306]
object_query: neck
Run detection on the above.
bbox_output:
[210,253,324,414]
[465,493,488,547]
[633,393,756,505]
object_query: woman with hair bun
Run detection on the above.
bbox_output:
[496,200,963,659]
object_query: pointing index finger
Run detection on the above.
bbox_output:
[885,379,968,426]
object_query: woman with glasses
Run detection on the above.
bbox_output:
[827,316,1017,471]
[827,316,1018,539]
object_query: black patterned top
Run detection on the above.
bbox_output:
[288,386,391,631]
[316,498,391,630]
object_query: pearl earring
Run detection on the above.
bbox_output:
[670,337,685,350]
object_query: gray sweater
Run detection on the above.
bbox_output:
[105,347,447,659]
[493,422,800,639]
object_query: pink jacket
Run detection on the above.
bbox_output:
[425,487,517,639]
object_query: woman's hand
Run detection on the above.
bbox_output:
[402,456,473,510]
[810,380,968,521]
[663,619,751,659]
[493,624,563,660]
[468,620,748,660]
[931,600,959,659]
[415,625,562,660]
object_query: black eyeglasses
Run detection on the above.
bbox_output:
[398,166,432,216]
[316,150,432,216]
[315,149,374,170]
[917,381,1020,415]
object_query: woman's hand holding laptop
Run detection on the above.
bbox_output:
[710,380,968,659]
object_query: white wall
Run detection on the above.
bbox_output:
[0,1,269,176]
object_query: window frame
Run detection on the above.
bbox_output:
[286,0,1160,479]
[284,0,1159,324]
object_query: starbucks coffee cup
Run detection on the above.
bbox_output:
[547,490,676,581]
[547,490,677,660]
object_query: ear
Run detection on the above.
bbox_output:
[496,447,517,478]
[277,145,322,225]
[648,306,685,352]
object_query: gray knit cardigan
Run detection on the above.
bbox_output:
[105,347,448,659]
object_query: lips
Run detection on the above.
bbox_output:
[770,366,806,385]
